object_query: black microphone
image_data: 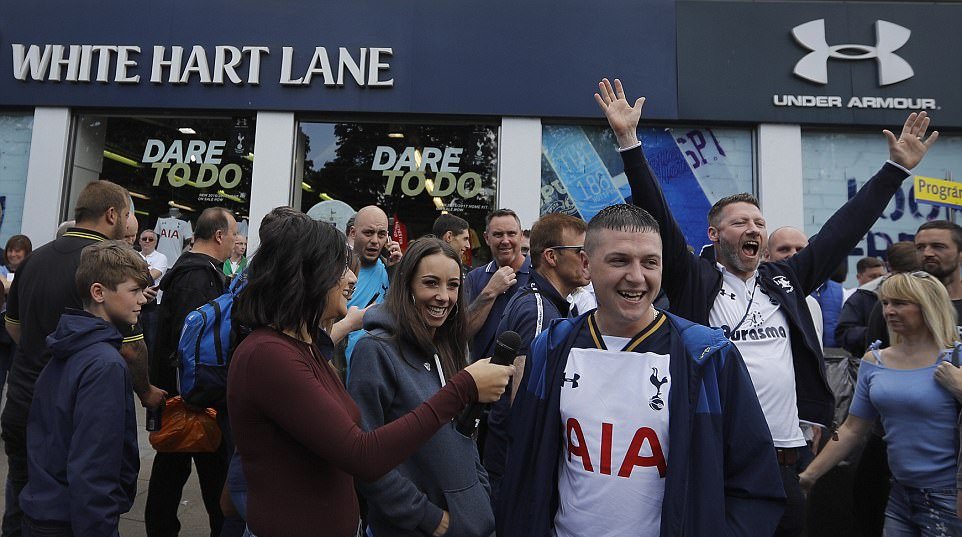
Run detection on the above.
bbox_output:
[456,330,521,437]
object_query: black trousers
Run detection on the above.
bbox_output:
[775,448,807,537]
[144,444,229,537]
[1,422,27,537]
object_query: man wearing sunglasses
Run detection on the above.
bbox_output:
[482,213,588,502]
[138,229,168,360]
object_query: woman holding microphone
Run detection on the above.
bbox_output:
[349,238,494,537]
[227,215,513,537]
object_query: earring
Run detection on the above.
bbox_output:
[411,294,416,305]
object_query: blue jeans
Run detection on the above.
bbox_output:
[884,481,962,537]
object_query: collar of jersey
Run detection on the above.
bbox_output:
[587,311,666,352]
[62,228,107,242]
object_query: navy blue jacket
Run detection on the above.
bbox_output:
[813,280,843,347]
[349,306,494,537]
[484,269,570,503]
[466,257,532,361]
[624,146,910,428]
[20,310,138,537]
[496,312,785,537]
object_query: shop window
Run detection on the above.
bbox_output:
[541,124,754,254]
[69,114,255,265]
[0,114,33,246]
[802,131,962,286]
[296,121,498,267]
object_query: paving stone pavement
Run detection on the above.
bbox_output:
[0,403,215,537]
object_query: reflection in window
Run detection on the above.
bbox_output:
[297,122,498,267]
[541,125,753,253]
[0,114,32,246]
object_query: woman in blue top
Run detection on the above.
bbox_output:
[800,272,962,536]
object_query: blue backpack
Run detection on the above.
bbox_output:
[178,274,247,408]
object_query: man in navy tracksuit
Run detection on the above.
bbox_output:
[498,204,784,537]
[595,78,939,535]
[484,213,588,503]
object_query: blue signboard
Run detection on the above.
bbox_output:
[0,0,678,119]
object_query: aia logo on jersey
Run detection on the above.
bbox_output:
[566,418,667,478]
[160,228,180,239]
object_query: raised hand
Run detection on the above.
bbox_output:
[884,111,939,170]
[594,78,646,149]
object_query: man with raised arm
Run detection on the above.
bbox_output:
[595,77,938,537]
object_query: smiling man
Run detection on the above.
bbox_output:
[596,77,939,536]
[497,204,783,537]
[466,208,531,361]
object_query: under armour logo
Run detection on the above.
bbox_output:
[562,373,580,389]
[718,288,736,301]
[792,19,913,86]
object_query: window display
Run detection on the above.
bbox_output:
[802,131,962,285]
[297,121,498,267]
[69,114,254,263]
[541,124,754,253]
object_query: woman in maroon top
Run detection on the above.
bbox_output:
[227,213,513,537]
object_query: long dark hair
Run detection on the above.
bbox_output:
[234,212,348,335]
[384,238,467,380]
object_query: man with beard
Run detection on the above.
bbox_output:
[866,220,962,348]
[595,77,938,537]
[1,181,164,537]
[343,206,402,367]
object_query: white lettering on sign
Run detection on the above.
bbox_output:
[772,94,937,110]
[372,146,484,199]
[142,139,239,189]
[280,46,393,86]
[10,44,391,88]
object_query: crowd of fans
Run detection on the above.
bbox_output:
[0,78,959,537]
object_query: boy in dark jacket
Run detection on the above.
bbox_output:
[19,241,150,537]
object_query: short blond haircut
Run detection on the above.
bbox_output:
[879,272,958,349]
[75,241,151,307]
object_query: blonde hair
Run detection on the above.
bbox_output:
[879,272,958,349]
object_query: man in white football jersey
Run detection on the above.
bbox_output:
[497,204,784,537]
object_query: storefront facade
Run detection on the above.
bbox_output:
[2,0,960,280]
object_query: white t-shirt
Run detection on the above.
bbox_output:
[708,266,805,448]
[141,250,169,288]
[554,319,671,537]
[154,217,193,266]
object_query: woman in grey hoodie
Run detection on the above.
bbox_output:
[349,238,494,537]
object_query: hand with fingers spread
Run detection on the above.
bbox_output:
[594,78,646,149]
[884,111,939,170]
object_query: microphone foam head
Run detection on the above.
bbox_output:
[498,330,522,352]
